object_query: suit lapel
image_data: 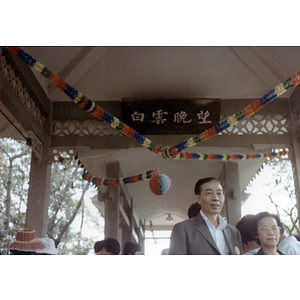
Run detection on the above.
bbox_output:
[222,226,233,254]
[223,226,240,255]
[195,213,220,254]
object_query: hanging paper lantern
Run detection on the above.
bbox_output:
[149,174,173,195]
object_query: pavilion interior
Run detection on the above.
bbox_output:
[1,46,300,234]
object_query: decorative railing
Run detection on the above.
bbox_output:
[0,53,45,128]
[220,114,289,135]
[52,119,121,136]
[52,114,289,137]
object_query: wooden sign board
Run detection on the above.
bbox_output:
[121,98,221,135]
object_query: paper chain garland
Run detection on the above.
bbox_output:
[60,152,158,186]
[57,147,288,187]
[2,46,297,162]
[2,46,162,154]
[162,78,300,158]
[83,169,158,187]
[58,153,158,187]
[171,149,288,160]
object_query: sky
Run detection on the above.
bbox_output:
[241,190,278,216]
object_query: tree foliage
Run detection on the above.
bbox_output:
[246,156,300,235]
[0,138,102,254]
[0,138,30,248]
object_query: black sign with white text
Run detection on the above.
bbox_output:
[121,98,221,135]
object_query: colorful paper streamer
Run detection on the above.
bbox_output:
[2,46,163,154]
[3,46,299,161]
[171,149,288,160]
[162,75,300,159]
[82,169,158,186]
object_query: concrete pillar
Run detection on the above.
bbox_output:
[104,162,121,242]
[121,197,133,250]
[223,161,242,226]
[138,219,145,254]
[121,228,132,252]
[25,119,52,238]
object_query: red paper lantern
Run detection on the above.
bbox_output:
[149,174,173,195]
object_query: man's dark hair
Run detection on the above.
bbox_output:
[94,240,105,253]
[251,211,284,246]
[236,214,256,244]
[102,237,120,255]
[122,241,141,255]
[194,177,224,195]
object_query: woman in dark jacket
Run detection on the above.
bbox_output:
[251,211,285,255]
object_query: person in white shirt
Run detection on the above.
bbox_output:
[277,234,300,255]
[266,214,300,255]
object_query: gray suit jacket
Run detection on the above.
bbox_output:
[169,213,242,255]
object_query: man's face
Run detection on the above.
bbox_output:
[196,181,224,217]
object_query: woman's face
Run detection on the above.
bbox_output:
[256,217,281,248]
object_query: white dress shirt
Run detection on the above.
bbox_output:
[243,248,259,255]
[277,235,300,255]
[200,210,229,255]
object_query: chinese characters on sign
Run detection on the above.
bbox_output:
[121,98,221,135]
[151,109,168,125]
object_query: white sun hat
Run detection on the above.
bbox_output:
[35,237,58,255]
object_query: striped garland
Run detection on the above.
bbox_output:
[59,151,160,186]
[58,153,67,165]
[2,46,299,161]
[162,73,300,159]
[2,46,163,155]
[57,148,287,189]
[171,149,288,160]
[56,152,158,186]
[82,169,158,186]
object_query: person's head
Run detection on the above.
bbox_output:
[97,238,120,255]
[122,241,142,255]
[251,212,283,249]
[188,202,201,218]
[94,240,105,254]
[194,177,225,217]
[236,214,258,254]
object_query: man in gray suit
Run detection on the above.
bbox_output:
[169,177,242,255]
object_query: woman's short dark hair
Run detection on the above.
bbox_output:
[194,177,224,195]
[251,211,284,246]
[122,241,142,255]
[102,237,121,255]
[94,240,105,253]
[236,214,256,244]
